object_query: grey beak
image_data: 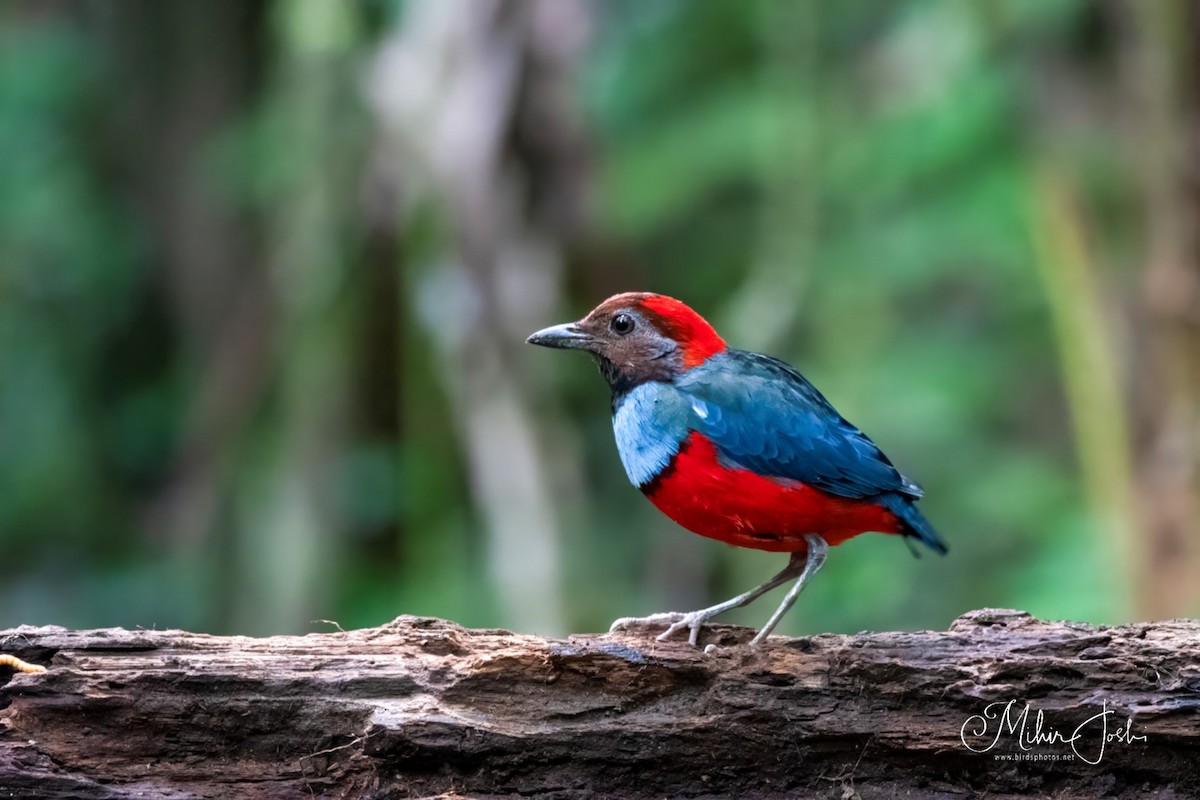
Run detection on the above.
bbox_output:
[526,322,593,350]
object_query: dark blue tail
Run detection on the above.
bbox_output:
[880,493,947,555]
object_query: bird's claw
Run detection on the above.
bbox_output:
[609,610,717,646]
[609,612,687,634]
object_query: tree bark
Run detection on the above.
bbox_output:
[2,609,1197,799]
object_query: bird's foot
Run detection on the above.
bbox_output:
[609,609,721,647]
[609,611,687,635]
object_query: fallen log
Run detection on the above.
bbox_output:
[1,609,1197,799]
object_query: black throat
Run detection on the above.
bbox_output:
[594,352,681,411]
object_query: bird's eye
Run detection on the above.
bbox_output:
[610,313,635,335]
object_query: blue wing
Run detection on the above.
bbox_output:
[676,350,922,501]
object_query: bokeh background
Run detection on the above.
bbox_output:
[2,0,1198,638]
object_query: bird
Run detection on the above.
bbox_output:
[527,292,946,646]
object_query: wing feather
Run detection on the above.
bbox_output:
[676,350,920,500]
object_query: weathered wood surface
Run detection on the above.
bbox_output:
[1,609,1198,799]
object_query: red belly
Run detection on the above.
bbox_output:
[643,433,902,553]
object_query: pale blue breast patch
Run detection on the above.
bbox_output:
[611,382,694,488]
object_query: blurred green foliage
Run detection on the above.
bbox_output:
[0,0,1171,638]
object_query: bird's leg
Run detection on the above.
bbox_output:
[609,549,810,646]
[748,534,828,647]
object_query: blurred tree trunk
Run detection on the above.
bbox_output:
[96,0,366,633]
[97,0,274,628]
[368,0,593,634]
[1119,0,1200,619]
[230,0,363,635]
[1033,1,1200,621]
[1031,169,1140,615]
[722,0,819,353]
